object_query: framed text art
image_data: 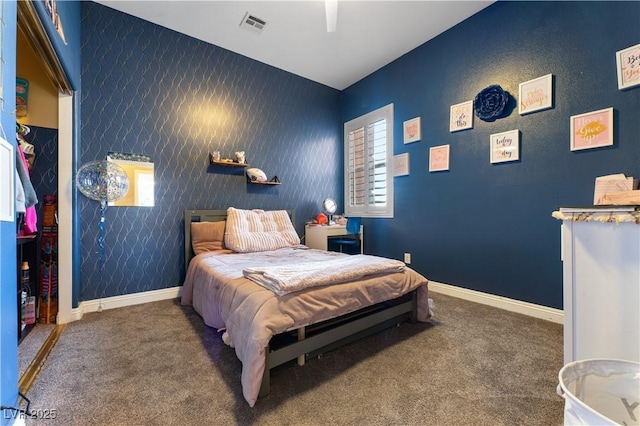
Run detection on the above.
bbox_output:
[449,101,473,132]
[570,107,614,151]
[616,43,640,90]
[518,74,553,115]
[490,129,519,164]
[403,117,421,144]
[429,145,450,172]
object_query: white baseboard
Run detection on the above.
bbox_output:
[428,281,563,324]
[67,282,562,325]
[70,286,182,321]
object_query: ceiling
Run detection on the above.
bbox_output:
[96,1,494,90]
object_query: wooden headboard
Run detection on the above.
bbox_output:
[184,209,296,276]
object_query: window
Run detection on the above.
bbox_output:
[343,104,394,218]
[134,169,155,207]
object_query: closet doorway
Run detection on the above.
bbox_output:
[16,1,74,381]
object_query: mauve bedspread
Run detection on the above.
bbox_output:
[181,246,430,407]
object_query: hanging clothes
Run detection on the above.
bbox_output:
[16,144,37,234]
[18,135,35,170]
[15,169,26,213]
[16,145,37,207]
[17,123,35,170]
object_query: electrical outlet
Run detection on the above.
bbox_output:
[404,252,411,264]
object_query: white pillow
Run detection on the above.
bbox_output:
[224,207,300,253]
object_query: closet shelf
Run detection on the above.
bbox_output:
[17,234,37,245]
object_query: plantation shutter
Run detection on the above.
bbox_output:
[347,126,365,208]
[368,118,387,207]
[344,104,394,218]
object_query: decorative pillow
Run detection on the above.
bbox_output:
[191,221,226,255]
[224,207,300,253]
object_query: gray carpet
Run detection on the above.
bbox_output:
[18,324,56,378]
[24,292,564,425]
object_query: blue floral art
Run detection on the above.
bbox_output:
[474,85,510,122]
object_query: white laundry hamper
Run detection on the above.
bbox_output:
[557,359,640,426]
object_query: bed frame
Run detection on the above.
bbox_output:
[184,208,296,275]
[184,209,418,399]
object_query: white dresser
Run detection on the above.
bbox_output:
[557,207,640,364]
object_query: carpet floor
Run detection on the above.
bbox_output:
[23,292,564,425]
[18,323,55,378]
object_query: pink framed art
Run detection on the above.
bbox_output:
[403,117,421,144]
[429,144,450,172]
[570,107,614,151]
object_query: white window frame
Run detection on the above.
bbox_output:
[343,103,394,218]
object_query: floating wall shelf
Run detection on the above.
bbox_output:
[208,153,248,167]
[246,175,281,185]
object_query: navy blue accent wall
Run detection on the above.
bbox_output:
[33,0,81,90]
[79,3,341,301]
[341,1,640,309]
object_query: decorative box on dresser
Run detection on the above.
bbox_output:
[556,206,640,364]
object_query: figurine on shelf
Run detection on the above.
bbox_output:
[212,151,221,161]
[235,151,245,164]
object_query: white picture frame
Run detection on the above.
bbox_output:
[490,129,519,164]
[616,43,640,90]
[0,136,15,222]
[518,74,553,115]
[449,101,473,132]
[393,153,409,176]
[570,107,614,151]
[429,144,450,172]
[403,117,421,144]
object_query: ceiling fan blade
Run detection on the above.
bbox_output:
[325,0,337,32]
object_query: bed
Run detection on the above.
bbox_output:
[181,208,431,407]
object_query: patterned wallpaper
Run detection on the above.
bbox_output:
[79,3,341,301]
[24,126,58,222]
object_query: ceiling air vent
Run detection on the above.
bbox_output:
[240,12,267,34]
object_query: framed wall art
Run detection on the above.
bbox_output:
[403,117,421,143]
[490,129,519,164]
[429,144,450,172]
[616,43,640,90]
[393,153,409,176]
[518,74,553,115]
[449,101,473,132]
[570,107,614,151]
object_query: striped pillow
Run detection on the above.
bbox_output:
[224,207,300,253]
